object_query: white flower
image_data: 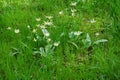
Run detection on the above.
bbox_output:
[27,25,30,29]
[36,24,40,27]
[44,21,53,26]
[40,25,46,29]
[7,27,11,30]
[71,12,75,16]
[59,11,63,15]
[90,19,96,23]
[95,32,99,36]
[74,31,82,36]
[14,29,20,33]
[47,38,51,42]
[45,16,53,19]
[69,31,82,38]
[36,18,41,21]
[33,38,37,42]
[32,29,37,33]
[54,41,60,47]
[71,9,77,13]
[42,29,50,37]
[70,2,77,6]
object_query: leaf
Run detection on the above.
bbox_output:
[93,39,108,45]
[85,33,92,47]
[68,41,79,49]
[20,42,29,48]
[39,47,46,56]
[42,29,50,37]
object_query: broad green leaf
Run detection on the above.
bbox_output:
[94,39,108,44]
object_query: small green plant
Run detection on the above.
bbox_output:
[82,33,108,48]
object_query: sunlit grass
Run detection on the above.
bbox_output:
[0,0,120,80]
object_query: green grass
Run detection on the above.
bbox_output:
[0,0,120,80]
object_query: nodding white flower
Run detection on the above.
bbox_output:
[36,18,41,21]
[59,11,63,15]
[70,2,77,6]
[36,24,40,27]
[32,29,37,33]
[90,19,96,23]
[45,16,53,19]
[27,25,30,29]
[74,31,82,36]
[7,27,11,30]
[42,29,50,37]
[95,32,99,36]
[33,38,37,42]
[54,41,60,47]
[44,21,53,26]
[71,9,77,13]
[40,25,46,29]
[14,29,20,33]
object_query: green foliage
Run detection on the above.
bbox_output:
[0,0,120,80]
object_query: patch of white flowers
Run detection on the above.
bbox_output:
[69,31,82,38]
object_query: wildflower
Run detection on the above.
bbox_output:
[59,11,63,15]
[27,25,30,29]
[14,29,20,33]
[45,16,53,20]
[7,27,11,30]
[69,31,82,38]
[71,12,75,16]
[44,21,53,26]
[90,19,96,23]
[33,38,37,42]
[32,29,37,33]
[54,41,60,47]
[47,38,51,42]
[71,9,77,13]
[95,32,99,36]
[70,2,77,6]
[36,24,40,27]
[69,31,74,38]
[36,17,41,21]
[40,25,46,29]
[42,29,50,37]
[74,31,82,36]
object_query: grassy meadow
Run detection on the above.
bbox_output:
[0,0,120,80]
